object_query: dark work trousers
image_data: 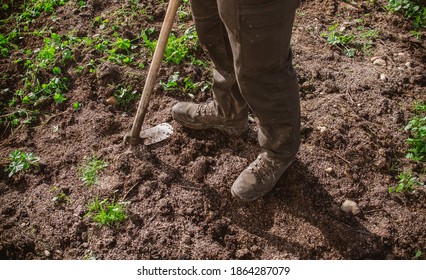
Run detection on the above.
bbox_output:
[189,0,301,160]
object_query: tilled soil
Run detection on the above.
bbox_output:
[0,0,425,259]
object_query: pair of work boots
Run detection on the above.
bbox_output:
[172,101,292,202]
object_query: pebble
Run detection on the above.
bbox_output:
[317,126,327,133]
[44,250,51,258]
[341,200,361,215]
[405,62,411,68]
[372,58,386,67]
[325,167,333,174]
[380,73,387,81]
[106,96,118,106]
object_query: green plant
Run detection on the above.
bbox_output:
[322,23,356,57]
[0,33,11,57]
[142,26,199,64]
[73,101,80,109]
[113,86,139,110]
[5,150,40,177]
[389,172,424,193]
[85,197,127,227]
[405,102,426,162]
[79,156,108,187]
[160,72,180,91]
[409,30,423,39]
[51,186,70,205]
[359,29,379,55]
[387,0,426,28]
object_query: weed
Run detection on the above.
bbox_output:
[113,86,140,110]
[5,150,40,177]
[387,0,426,28]
[405,102,426,162]
[85,197,127,227]
[73,102,80,110]
[0,34,11,57]
[50,186,70,206]
[79,156,108,187]
[83,250,96,260]
[415,250,423,259]
[409,30,423,39]
[160,72,180,91]
[389,172,424,193]
[322,23,356,57]
[142,26,199,64]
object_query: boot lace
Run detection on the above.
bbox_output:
[248,154,283,183]
[195,102,215,116]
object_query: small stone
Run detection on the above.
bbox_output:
[44,250,51,257]
[182,235,192,245]
[106,96,118,106]
[380,73,387,81]
[405,62,411,68]
[325,167,333,174]
[341,200,361,215]
[317,126,327,133]
[373,58,386,67]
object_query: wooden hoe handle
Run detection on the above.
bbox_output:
[126,0,181,145]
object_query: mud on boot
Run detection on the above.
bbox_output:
[172,101,248,136]
[231,152,293,202]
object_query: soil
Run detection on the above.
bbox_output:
[0,0,425,260]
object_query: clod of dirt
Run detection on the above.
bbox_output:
[96,62,122,86]
[341,200,361,215]
[188,156,212,181]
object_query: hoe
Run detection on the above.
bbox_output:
[124,0,181,146]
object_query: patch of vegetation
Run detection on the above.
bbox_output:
[322,22,380,57]
[50,186,70,206]
[160,71,199,98]
[405,102,426,162]
[387,0,426,28]
[142,26,199,64]
[85,197,127,227]
[160,71,180,91]
[79,156,108,187]
[389,172,424,193]
[113,85,140,110]
[390,101,426,194]
[322,23,357,57]
[5,150,40,177]
[92,35,138,65]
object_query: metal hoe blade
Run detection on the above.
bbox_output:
[139,122,173,145]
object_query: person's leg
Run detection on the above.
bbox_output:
[172,0,248,134]
[217,0,301,201]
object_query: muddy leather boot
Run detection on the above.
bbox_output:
[231,152,293,202]
[172,101,248,136]
[188,0,301,201]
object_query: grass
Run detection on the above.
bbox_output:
[5,150,40,177]
[79,156,108,187]
[85,197,127,227]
